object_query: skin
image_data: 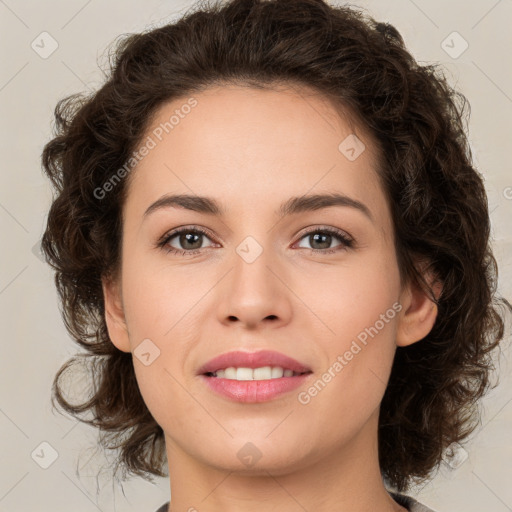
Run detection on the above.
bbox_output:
[102,84,439,512]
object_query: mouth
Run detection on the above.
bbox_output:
[197,350,313,402]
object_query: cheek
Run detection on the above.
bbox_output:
[121,251,211,340]
[297,249,400,410]
[303,246,400,343]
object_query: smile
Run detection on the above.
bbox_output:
[206,366,307,380]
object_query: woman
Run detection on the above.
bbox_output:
[40,0,511,511]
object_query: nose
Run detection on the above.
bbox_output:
[216,242,293,330]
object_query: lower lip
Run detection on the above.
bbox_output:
[199,374,312,403]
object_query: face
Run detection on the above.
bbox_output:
[103,84,437,476]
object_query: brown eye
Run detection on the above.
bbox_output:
[174,232,205,250]
[296,228,354,254]
[158,227,216,255]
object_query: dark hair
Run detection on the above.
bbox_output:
[41,0,511,492]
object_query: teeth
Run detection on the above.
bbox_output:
[212,366,300,380]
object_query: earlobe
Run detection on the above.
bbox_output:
[101,275,131,353]
[396,271,442,348]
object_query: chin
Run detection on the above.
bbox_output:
[191,435,318,476]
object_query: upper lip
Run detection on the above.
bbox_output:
[197,350,312,375]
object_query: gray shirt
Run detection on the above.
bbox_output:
[154,492,438,511]
[390,492,439,511]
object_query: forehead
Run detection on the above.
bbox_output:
[124,84,388,227]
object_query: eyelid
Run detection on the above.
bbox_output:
[295,225,353,243]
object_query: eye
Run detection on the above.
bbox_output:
[295,227,354,254]
[156,225,354,257]
[156,226,216,256]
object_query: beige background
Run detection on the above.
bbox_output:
[1,1,511,511]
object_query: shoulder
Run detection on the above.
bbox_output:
[155,496,441,512]
[390,491,440,512]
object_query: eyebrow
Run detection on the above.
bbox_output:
[143,192,373,222]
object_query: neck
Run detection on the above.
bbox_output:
[164,410,407,512]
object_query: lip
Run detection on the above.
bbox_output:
[197,349,312,375]
[199,373,312,403]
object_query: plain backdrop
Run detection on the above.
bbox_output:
[1,1,511,511]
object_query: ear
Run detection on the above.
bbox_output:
[396,265,442,347]
[102,274,131,353]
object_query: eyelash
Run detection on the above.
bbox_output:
[156,225,355,256]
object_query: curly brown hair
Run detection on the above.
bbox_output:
[41,0,511,493]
